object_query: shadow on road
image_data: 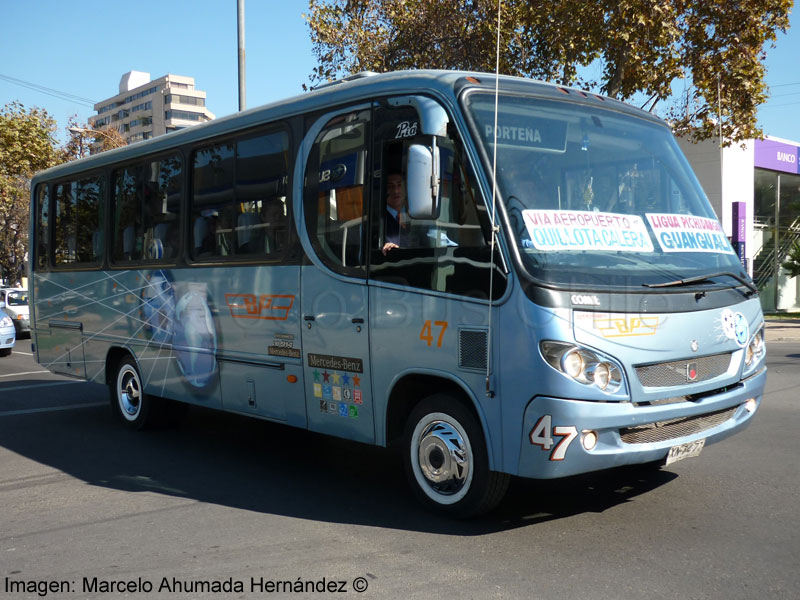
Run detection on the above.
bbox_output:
[0,379,676,534]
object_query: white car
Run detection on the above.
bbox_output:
[0,300,15,357]
[0,288,29,338]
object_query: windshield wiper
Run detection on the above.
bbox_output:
[642,271,757,295]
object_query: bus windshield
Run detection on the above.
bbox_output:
[464,92,746,289]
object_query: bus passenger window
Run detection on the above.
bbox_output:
[234,132,290,256]
[35,184,50,270]
[55,176,104,266]
[142,155,182,261]
[112,154,182,265]
[192,142,234,258]
[304,110,370,275]
[191,130,289,260]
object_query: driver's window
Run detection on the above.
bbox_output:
[369,104,506,300]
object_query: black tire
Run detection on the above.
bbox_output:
[403,393,510,518]
[0,348,11,357]
[109,356,155,430]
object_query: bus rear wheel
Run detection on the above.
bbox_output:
[403,393,509,518]
[110,356,154,430]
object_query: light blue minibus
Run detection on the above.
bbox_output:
[29,71,766,517]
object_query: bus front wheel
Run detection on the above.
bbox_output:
[110,356,153,430]
[403,393,509,518]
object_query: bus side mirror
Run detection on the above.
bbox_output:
[407,142,440,219]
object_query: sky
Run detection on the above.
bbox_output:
[1,1,799,143]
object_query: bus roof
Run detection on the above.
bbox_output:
[32,69,666,183]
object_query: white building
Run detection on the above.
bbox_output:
[678,135,800,312]
[89,71,215,144]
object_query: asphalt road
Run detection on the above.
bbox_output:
[1,341,798,599]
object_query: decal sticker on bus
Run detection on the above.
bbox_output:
[307,353,364,373]
[646,213,735,254]
[224,293,295,321]
[522,210,653,252]
[575,312,660,338]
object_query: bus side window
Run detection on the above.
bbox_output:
[191,130,289,260]
[234,132,290,257]
[142,154,182,261]
[304,109,370,275]
[35,184,50,271]
[112,166,143,263]
[192,142,235,258]
[54,175,104,266]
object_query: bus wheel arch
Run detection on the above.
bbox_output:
[385,375,480,448]
[105,346,132,386]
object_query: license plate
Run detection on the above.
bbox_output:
[666,439,705,466]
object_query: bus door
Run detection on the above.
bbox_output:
[299,107,375,444]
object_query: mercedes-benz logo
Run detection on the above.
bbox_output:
[690,340,699,352]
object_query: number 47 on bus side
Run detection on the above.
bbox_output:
[420,320,448,348]
[530,415,579,461]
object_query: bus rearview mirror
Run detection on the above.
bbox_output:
[407,143,440,220]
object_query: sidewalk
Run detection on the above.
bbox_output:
[764,317,800,342]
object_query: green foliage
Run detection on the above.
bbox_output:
[783,241,800,279]
[305,0,792,144]
[0,101,60,177]
[0,102,60,285]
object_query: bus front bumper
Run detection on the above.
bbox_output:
[516,367,767,479]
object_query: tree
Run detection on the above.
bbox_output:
[0,102,60,286]
[783,242,800,279]
[305,0,792,143]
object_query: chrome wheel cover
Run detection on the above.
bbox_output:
[411,412,473,505]
[117,364,142,421]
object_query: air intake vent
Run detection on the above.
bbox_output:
[459,329,488,370]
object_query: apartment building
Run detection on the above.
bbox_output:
[89,71,215,143]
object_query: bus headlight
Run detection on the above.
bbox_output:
[590,362,611,390]
[744,327,765,367]
[541,341,624,394]
[561,350,584,379]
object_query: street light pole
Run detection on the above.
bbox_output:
[68,126,123,157]
[237,0,246,111]
[72,130,85,158]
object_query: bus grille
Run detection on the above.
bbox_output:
[619,406,738,444]
[635,353,731,388]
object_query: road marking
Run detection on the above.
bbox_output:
[0,380,82,392]
[12,351,34,356]
[0,401,105,417]
[0,370,50,378]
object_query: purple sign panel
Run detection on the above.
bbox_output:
[754,139,799,174]
[732,202,746,243]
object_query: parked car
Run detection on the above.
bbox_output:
[0,288,29,337]
[0,300,15,357]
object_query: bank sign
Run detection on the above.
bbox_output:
[754,138,799,174]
